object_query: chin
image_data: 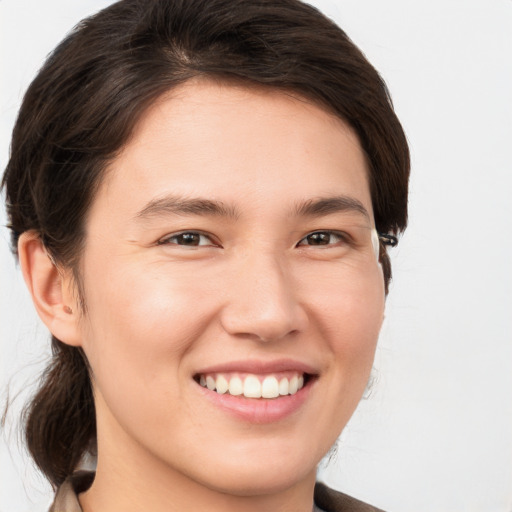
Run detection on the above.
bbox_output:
[181,437,322,497]
[201,463,316,497]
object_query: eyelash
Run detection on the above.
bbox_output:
[157,231,219,247]
[157,230,351,248]
[296,230,351,248]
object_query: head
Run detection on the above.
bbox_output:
[2,0,409,493]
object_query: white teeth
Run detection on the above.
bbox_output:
[261,376,279,398]
[244,375,262,398]
[206,376,216,391]
[289,375,298,395]
[228,376,243,396]
[278,377,289,396]
[216,375,229,394]
[199,372,306,398]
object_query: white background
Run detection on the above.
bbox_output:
[1,1,511,511]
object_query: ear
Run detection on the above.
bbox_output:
[18,231,82,347]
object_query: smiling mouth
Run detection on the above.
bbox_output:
[194,372,311,399]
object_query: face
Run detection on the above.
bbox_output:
[74,81,385,496]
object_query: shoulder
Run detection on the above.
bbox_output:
[314,482,386,512]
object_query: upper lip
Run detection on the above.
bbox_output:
[194,359,318,376]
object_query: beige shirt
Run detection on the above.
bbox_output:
[50,471,384,512]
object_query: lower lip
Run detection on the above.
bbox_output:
[196,379,314,424]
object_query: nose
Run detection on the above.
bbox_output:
[219,251,308,342]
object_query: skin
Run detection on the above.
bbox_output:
[20,80,385,512]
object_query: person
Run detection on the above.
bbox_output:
[1,0,409,510]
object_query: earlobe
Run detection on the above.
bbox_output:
[18,231,82,347]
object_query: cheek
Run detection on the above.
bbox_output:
[77,265,209,438]
[308,263,385,372]
[83,261,214,345]
[296,266,385,454]
[77,263,212,400]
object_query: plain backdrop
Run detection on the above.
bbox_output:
[1,1,511,511]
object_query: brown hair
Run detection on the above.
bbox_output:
[2,0,409,488]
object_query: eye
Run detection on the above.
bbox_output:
[296,230,349,247]
[158,231,218,247]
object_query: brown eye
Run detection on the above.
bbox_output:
[175,233,201,246]
[297,231,347,247]
[159,231,215,247]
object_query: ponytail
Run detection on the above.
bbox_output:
[24,337,95,488]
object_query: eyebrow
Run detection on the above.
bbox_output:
[134,195,240,221]
[134,194,369,223]
[293,195,370,221]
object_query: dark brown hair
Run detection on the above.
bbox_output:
[2,0,409,488]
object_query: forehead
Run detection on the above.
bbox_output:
[91,80,373,225]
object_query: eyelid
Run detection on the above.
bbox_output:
[296,229,351,247]
[157,230,220,247]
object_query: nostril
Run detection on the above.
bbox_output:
[218,264,308,341]
[220,307,307,344]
